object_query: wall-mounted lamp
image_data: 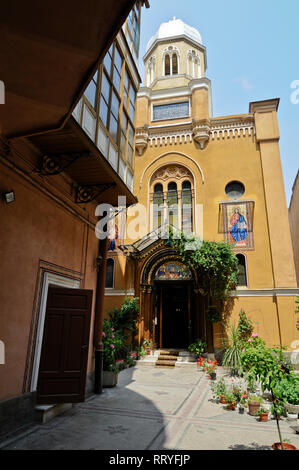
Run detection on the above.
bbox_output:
[96,255,103,272]
[2,190,15,204]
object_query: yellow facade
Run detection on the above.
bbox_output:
[104,19,299,350]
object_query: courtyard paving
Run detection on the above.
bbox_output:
[1,365,299,450]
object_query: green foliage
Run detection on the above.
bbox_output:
[210,377,227,400]
[248,395,264,404]
[237,309,254,345]
[240,341,292,446]
[224,391,236,403]
[206,306,222,323]
[102,320,125,372]
[171,233,239,301]
[108,297,139,334]
[272,373,299,406]
[188,339,207,356]
[103,297,139,372]
[142,339,151,348]
[222,323,242,374]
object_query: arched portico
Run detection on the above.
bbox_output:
[137,247,207,350]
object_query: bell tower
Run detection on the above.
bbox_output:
[135,17,212,154]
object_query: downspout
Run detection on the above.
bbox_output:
[94,237,109,394]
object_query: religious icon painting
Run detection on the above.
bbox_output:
[221,201,254,251]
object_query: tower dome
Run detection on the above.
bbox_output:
[146,18,202,53]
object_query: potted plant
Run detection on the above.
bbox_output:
[210,377,227,403]
[248,395,263,416]
[273,373,299,416]
[224,391,237,410]
[272,440,297,451]
[238,392,248,414]
[257,407,269,422]
[188,339,207,358]
[143,339,151,355]
[205,359,218,380]
[222,323,242,376]
[102,320,124,387]
[126,352,137,367]
[197,356,206,371]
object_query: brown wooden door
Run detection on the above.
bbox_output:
[36,286,93,404]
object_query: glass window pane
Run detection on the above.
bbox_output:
[130,84,136,104]
[165,54,170,75]
[109,114,118,141]
[119,159,126,181]
[105,259,114,288]
[104,51,112,75]
[99,96,109,127]
[123,89,129,109]
[120,132,127,156]
[84,80,96,108]
[128,124,134,146]
[121,113,128,133]
[113,68,121,93]
[114,47,123,73]
[111,91,120,119]
[127,144,133,166]
[101,73,111,103]
[124,70,129,91]
[129,102,135,123]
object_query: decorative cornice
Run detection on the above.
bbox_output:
[135,116,255,154]
[230,288,299,297]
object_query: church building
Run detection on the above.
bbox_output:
[103,18,299,353]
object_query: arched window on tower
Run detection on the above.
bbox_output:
[172,53,178,75]
[167,182,178,227]
[165,54,170,76]
[236,254,247,287]
[181,180,193,233]
[105,258,115,288]
[153,183,164,229]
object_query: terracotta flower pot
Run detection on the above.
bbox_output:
[272,442,297,450]
[259,412,269,422]
[248,401,261,416]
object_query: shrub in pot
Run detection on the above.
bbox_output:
[257,407,269,422]
[248,395,263,416]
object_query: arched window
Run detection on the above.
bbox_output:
[172,53,178,74]
[153,183,164,229]
[165,54,170,76]
[150,165,194,232]
[236,254,247,286]
[167,182,178,227]
[181,181,193,233]
[105,258,115,288]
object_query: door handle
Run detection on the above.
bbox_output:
[81,344,88,351]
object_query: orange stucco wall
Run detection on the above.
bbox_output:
[0,163,99,401]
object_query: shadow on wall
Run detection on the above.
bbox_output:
[2,367,166,450]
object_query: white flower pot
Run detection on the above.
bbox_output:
[287,412,298,421]
[285,403,299,414]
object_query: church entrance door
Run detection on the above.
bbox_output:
[159,283,191,349]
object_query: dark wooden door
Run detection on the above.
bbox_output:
[37,286,93,404]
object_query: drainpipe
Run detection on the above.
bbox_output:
[94,237,109,394]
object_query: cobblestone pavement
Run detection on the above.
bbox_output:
[1,365,299,450]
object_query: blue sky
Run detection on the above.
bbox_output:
[139,0,299,205]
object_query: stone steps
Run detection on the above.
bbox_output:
[155,360,177,367]
[155,350,179,368]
